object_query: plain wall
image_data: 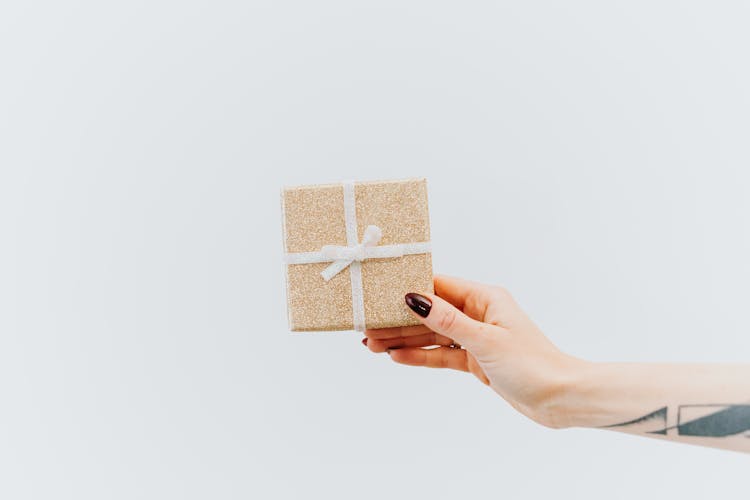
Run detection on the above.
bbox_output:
[1,1,749,498]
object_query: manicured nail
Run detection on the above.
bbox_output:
[405,293,431,318]
[361,338,368,346]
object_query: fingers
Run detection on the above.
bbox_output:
[387,346,490,384]
[404,292,501,353]
[364,324,431,340]
[388,346,469,371]
[433,274,489,309]
[433,275,498,321]
[365,332,455,353]
[363,341,490,385]
[434,274,525,329]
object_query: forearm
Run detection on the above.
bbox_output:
[550,361,750,452]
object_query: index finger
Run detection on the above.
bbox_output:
[364,324,431,340]
[433,274,498,320]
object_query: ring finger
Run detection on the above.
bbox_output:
[366,332,455,353]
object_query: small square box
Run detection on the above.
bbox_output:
[281,178,434,331]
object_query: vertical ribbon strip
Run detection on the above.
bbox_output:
[342,181,366,331]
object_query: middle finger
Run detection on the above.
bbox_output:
[366,332,454,353]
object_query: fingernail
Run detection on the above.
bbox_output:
[405,293,431,318]
[361,338,368,346]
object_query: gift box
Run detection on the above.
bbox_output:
[281,178,433,331]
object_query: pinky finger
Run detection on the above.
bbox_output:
[388,346,469,373]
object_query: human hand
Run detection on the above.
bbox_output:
[366,275,750,451]
[364,275,585,428]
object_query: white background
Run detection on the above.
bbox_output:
[2,1,749,498]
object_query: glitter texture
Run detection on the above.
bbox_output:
[281,178,434,331]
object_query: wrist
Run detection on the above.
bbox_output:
[531,357,605,429]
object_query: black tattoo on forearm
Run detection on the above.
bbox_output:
[602,406,668,433]
[602,404,750,437]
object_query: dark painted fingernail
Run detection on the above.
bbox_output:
[405,293,431,318]
[361,338,368,346]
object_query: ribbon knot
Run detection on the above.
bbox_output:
[320,225,383,281]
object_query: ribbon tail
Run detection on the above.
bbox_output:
[321,260,352,281]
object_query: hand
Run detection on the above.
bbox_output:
[364,275,584,428]
[366,275,750,451]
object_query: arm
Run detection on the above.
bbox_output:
[558,362,750,452]
[363,275,750,453]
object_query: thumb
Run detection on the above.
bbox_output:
[404,292,497,352]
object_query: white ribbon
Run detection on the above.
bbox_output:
[283,181,431,331]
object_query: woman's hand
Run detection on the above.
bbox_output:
[364,275,584,428]
[365,275,750,453]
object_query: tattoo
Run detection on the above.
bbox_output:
[603,404,750,437]
[601,406,667,433]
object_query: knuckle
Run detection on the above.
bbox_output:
[436,308,458,333]
[441,351,450,369]
[492,285,512,300]
[367,340,384,353]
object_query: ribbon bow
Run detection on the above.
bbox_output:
[320,225,403,281]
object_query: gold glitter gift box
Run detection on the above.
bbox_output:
[281,178,434,332]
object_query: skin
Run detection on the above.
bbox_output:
[364,275,750,453]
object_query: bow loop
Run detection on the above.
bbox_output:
[361,225,382,246]
[320,245,350,260]
[319,225,387,281]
